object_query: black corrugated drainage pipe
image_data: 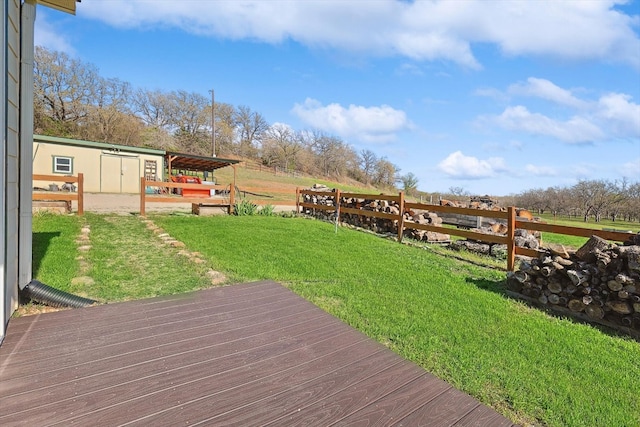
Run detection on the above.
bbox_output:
[22,280,96,308]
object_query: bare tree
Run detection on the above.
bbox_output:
[234,105,268,158]
[170,90,211,155]
[359,149,378,185]
[80,77,141,144]
[372,157,398,188]
[261,124,304,171]
[210,102,236,157]
[448,186,470,198]
[572,179,626,222]
[133,88,177,129]
[34,46,99,135]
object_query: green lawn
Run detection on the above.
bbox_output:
[536,213,640,249]
[31,213,640,427]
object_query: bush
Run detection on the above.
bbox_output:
[233,199,258,216]
[258,205,275,216]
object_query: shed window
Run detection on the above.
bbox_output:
[53,156,73,174]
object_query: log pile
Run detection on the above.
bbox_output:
[300,185,450,242]
[403,210,450,243]
[450,227,540,258]
[507,234,640,337]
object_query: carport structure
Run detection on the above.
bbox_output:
[165,151,240,180]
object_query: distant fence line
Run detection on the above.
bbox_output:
[240,161,305,178]
[296,188,635,271]
[32,173,84,215]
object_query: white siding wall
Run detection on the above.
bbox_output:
[32,143,165,193]
[2,0,21,342]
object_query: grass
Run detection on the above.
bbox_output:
[151,215,640,427]
[535,214,640,249]
[32,212,82,290]
[31,213,214,303]
[29,212,640,426]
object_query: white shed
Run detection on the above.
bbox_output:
[33,135,166,193]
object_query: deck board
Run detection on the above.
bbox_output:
[0,281,516,426]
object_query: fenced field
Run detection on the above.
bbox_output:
[297,188,636,271]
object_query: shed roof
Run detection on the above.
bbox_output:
[34,135,165,156]
[166,152,240,172]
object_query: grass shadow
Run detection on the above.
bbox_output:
[465,276,508,295]
[466,277,639,342]
[32,231,61,278]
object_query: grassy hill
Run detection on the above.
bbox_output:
[211,161,394,204]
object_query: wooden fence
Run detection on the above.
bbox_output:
[139,178,298,216]
[33,173,84,215]
[296,188,635,271]
[140,177,235,216]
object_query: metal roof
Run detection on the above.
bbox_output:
[165,152,240,172]
[34,134,165,156]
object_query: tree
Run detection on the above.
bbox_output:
[211,102,236,156]
[448,186,470,198]
[358,149,378,185]
[170,90,211,155]
[133,88,177,129]
[372,157,398,188]
[234,105,268,158]
[80,77,141,145]
[34,46,99,136]
[572,179,625,222]
[261,123,303,171]
[401,172,419,196]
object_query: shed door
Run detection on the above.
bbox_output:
[100,155,140,193]
[121,157,140,193]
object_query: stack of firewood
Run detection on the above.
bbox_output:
[403,210,450,242]
[507,234,640,335]
[339,198,399,234]
[300,187,449,241]
[450,227,540,257]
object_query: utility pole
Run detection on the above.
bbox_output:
[210,89,216,157]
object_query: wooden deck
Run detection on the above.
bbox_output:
[0,281,516,426]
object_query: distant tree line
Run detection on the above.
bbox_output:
[506,179,640,223]
[33,46,404,190]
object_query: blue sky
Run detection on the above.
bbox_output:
[36,0,639,196]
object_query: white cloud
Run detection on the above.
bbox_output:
[77,0,640,69]
[480,77,640,143]
[596,93,640,138]
[291,98,411,143]
[474,87,508,102]
[491,106,605,143]
[437,151,507,179]
[621,158,640,179]
[525,164,558,176]
[508,78,588,109]
[35,13,75,54]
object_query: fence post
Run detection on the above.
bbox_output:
[140,177,146,216]
[335,188,341,223]
[397,191,405,242]
[77,173,84,215]
[229,183,235,215]
[507,206,516,271]
[295,187,300,214]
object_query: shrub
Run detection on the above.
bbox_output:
[233,199,258,216]
[258,205,275,216]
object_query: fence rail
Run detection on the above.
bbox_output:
[140,177,236,216]
[296,188,635,271]
[32,173,84,215]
